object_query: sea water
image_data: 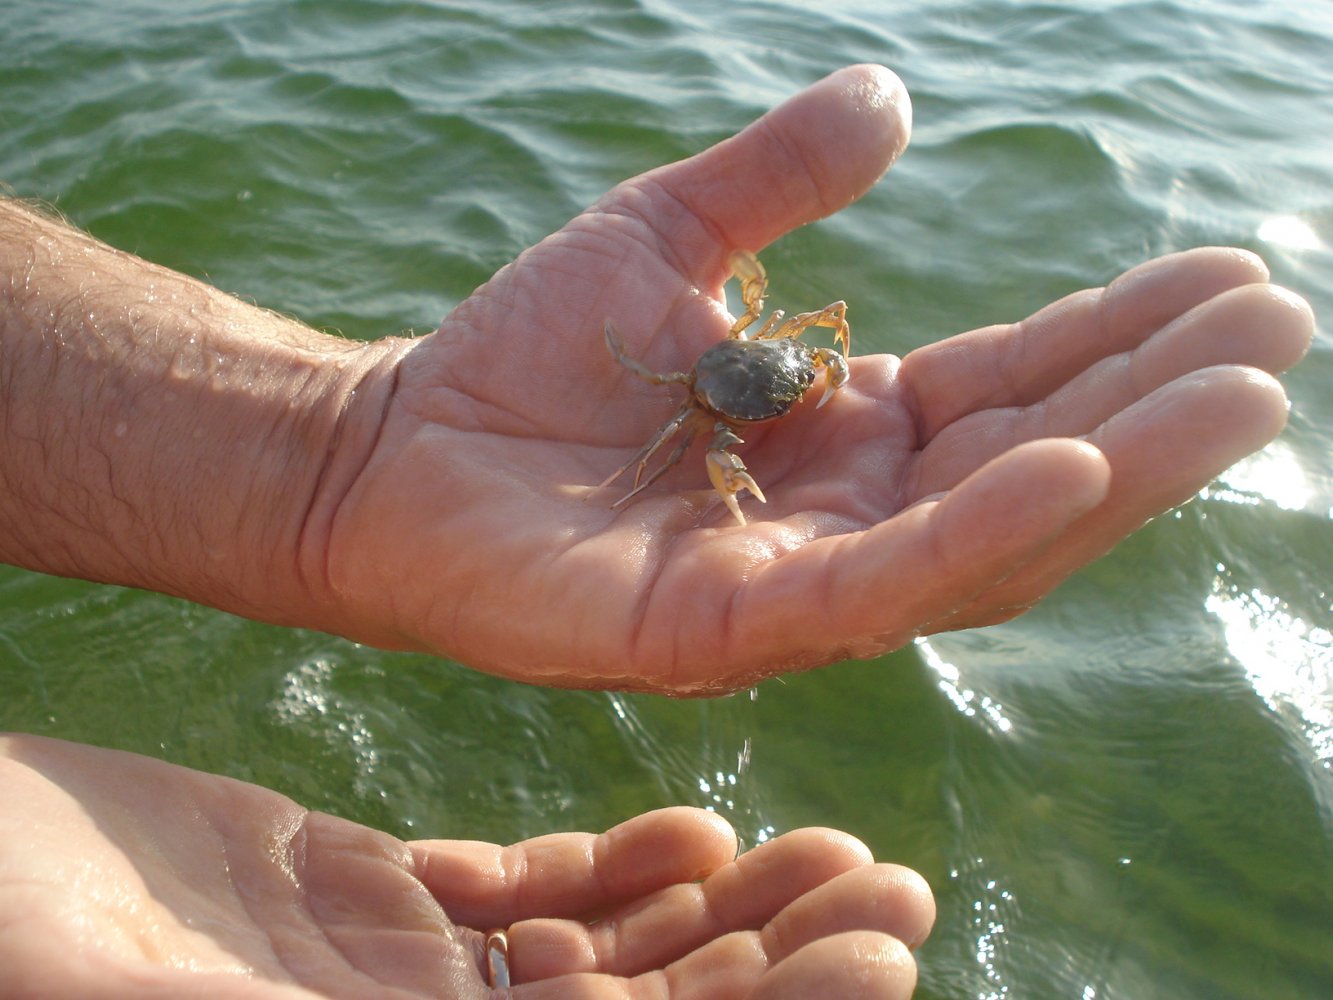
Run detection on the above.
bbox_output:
[1,2,1329,997]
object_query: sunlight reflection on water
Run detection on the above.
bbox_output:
[1205,441,1315,513]
[917,637,1015,735]
[1257,214,1323,252]
[948,856,1018,1000]
[273,656,383,785]
[1205,572,1333,772]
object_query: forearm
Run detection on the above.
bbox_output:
[0,199,408,626]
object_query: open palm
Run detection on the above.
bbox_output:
[318,64,1312,692]
[0,735,932,999]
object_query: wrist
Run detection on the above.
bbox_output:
[0,199,410,628]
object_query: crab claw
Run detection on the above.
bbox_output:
[814,347,850,409]
[706,426,766,526]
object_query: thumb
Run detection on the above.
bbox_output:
[632,64,912,264]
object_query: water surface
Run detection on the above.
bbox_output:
[2,2,1330,997]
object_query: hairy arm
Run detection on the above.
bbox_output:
[0,199,406,628]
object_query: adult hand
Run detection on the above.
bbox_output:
[0,734,933,999]
[0,65,1313,693]
[319,64,1313,690]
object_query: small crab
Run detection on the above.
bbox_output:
[599,250,851,525]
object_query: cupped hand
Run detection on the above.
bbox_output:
[318,63,1313,691]
[0,734,933,999]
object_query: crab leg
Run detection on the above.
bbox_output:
[741,309,785,342]
[705,423,766,526]
[758,301,851,358]
[599,401,695,492]
[604,321,690,386]
[726,250,769,337]
[609,420,704,510]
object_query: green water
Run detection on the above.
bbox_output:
[2,1,1330,997]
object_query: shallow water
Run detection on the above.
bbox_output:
[2,1,1330,997]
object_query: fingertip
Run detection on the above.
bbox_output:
[914,438,1113,603]
[773,826,876,869]
[879,864,938,949]
[659,63,913,255]
[603,806,739,883]
[1040,437,1112,512]
[760,860,936,960]
[1070,364,1293,533]
[1101,246,1275,343]
[1116,245,1272,295]
[772,63,913,213]
[1264,284,1317,371]
[958,437,1112,525]
[755,931,918,1000]
[689,806,743,864]
[1184,365,1293,449]
[1195,245,1272,283]
[827,62,914,167]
